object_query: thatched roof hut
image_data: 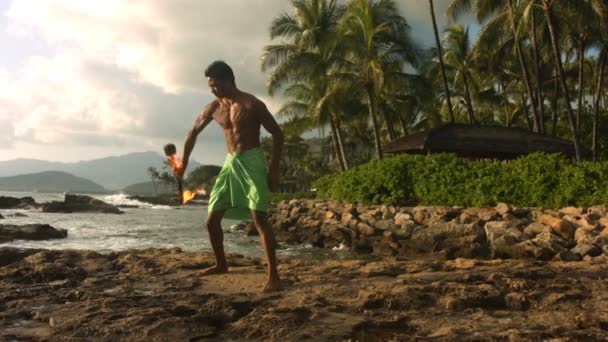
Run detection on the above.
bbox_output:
[383,124,585,159]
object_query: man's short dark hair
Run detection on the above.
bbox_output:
[205,60,235,85]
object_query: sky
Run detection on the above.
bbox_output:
[0,0,472,166]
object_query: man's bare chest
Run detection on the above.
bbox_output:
[214,102,256,129]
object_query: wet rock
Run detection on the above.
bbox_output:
[7,212,28,218]
[0,196,39,209]
[0,247,42,266]
[42,194,123,214]
[126,195,181,206]
[0,224,67,243]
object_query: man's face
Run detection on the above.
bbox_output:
[207,77,230,98]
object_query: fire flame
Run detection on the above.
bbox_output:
[167,154,183,174]
[182,190,197,204]
[167,153,196,204]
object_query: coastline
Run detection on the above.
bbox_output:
[2,199,608,340]
[1,247,607,340]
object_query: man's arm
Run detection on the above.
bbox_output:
[256,100,284,192]
[177,102,217,178]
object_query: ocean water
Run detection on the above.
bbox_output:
[0,191,353,259]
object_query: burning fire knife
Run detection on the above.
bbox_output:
[163,143,196,205]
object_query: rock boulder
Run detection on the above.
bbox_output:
[0,224,68,243]
[0,196,40,209]
[42,194,123,214]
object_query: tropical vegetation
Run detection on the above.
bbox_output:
[261,0,608,193]
[313,152,608,207]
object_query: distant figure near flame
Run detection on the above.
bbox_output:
[171,60,283,293]
[163,143,197,205]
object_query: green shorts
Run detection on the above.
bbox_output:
[207,147,270,220]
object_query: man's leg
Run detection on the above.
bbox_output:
[252,210,282,292]
[200,210,228,275]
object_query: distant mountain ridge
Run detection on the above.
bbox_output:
[0,171,107,193]
[0,152,201,190]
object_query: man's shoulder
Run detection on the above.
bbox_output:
[204,99,222,111]
[240,92,267,111]
[200,100,221,119]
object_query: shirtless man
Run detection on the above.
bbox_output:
[175,60,283,293]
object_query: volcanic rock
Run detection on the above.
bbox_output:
[0,196,39,209]
[42,194,123,214]
[0,224,67,243]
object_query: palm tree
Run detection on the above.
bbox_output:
[593,49,607,160]
[559,0,603,134]
[341,0,419,159]
[262,0,350,170]
[443,24,477,124]
[147,166,160,195]
[537,0,585,161]
[528,5,546,133]
[447,0,542,133]
[429,0,456,123]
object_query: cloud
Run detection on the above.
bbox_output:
[6,0,290,94]
[4,55,144,144]
[1,0,474,163]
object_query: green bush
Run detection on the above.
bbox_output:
[311,153,608,208]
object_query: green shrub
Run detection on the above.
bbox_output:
[312,153,608,208]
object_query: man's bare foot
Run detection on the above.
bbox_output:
[262,279,283,293]
[198,265,228,276]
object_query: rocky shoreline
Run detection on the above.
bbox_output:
[233,200,608,262]
[2,199,608,340]
[0,247,607,340]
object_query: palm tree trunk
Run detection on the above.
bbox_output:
[328,117,347,171]
[332,112,350,170]
[531,8,545,134]
[381,101,397,140]
[508,0,540,133]
[399,114,408,136]
[429,0,455,123]
[462,73,476,124]
[366,85,384,159]
[500,81,511,127]
[593,48,607,161]
[551,64,559,136]
[576,37,586,134]
[543,1,582,161]
[521,93,533,131]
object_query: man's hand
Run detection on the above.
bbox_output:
[174,165,185,179]
[268,168,280,192]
